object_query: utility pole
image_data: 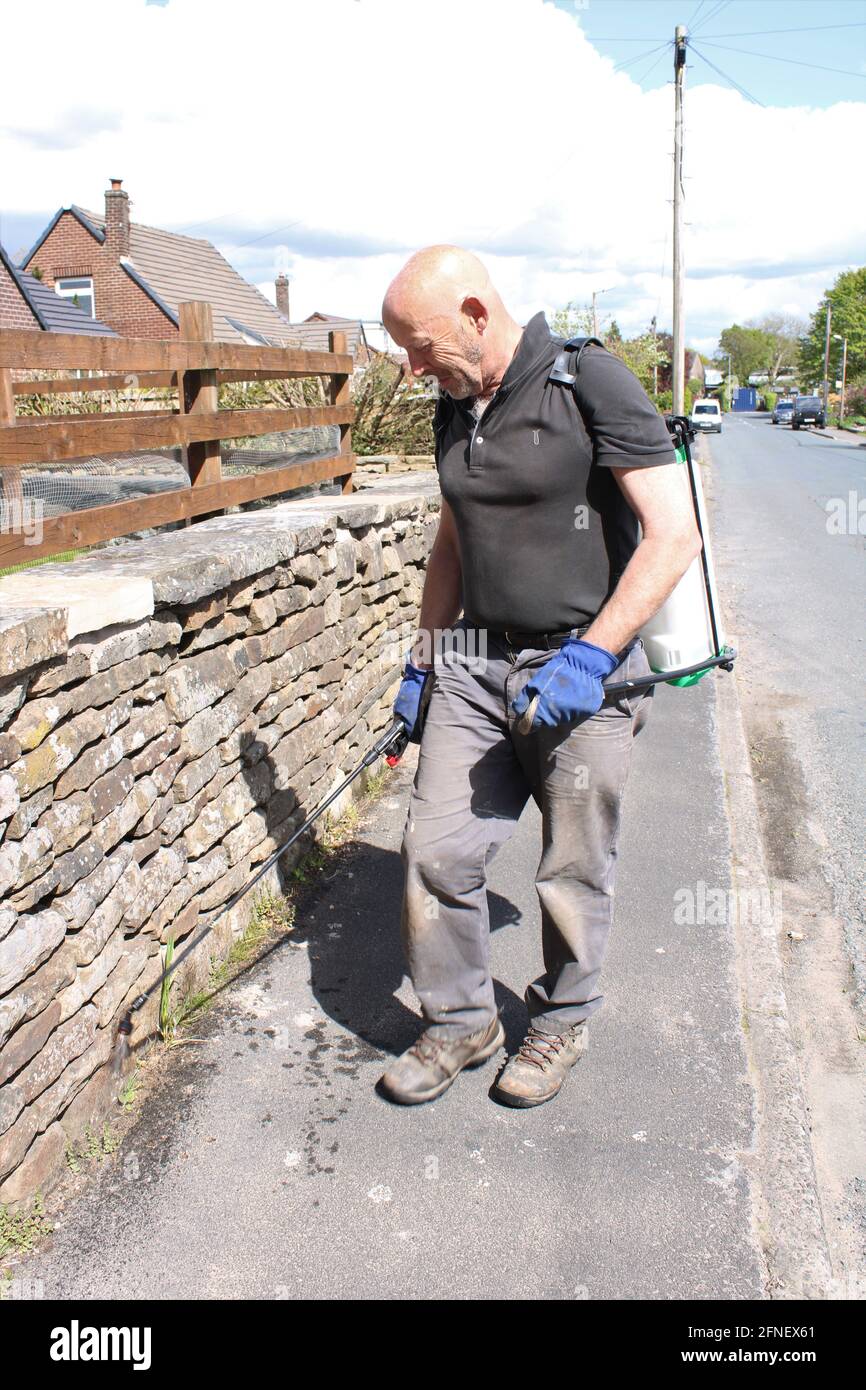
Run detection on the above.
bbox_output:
[834,333,848,421]
[651,315,658,395]
[821,302,832,417]
[726,351,732,410]
[672,25,687,417]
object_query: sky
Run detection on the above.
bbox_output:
[1,0,864,356]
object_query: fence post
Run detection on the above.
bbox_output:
[178,301,223,524]
[0,368,25,560]
[328,330,353,495]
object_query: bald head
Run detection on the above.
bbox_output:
[382,245,522,400]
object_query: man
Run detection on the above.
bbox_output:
[379,246,701,1108]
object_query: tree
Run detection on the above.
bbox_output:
[754,313,805,385]
[798,268,866,390]
[612,330,663,393]
[549,301,595,341]
[717,317,804,388]
[549,305,664,393]
[718,325,773,383]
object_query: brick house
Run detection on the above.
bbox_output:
[20,179,295,344]
[1,243,116,334]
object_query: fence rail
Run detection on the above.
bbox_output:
[0,301,355,567]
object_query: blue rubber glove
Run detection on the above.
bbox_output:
[511,638,619,730]
[393,659,434,744]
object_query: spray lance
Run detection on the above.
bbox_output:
[112,415,730,1064]
[111,716,410,1073]
[517,415,736,734]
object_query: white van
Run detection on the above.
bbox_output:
[690,398,722,434]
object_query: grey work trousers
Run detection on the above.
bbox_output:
[399,619,654,1038]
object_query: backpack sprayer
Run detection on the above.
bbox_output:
[515,339,737,733]
[110,384,734,1069]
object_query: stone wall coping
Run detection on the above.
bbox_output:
[0,473,441,674]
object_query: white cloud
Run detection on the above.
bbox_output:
[1,0,862,349]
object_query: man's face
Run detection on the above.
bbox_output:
[385,309,484,399]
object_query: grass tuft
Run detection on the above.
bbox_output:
[0,1193,53,1258]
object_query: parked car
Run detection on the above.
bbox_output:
[791,395,826,430]
[772,399,795,425]
[690,398,722,433]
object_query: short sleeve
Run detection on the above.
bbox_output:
[572,347,677,468]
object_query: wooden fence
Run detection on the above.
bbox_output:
[0,301,355,568]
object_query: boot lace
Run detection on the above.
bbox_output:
[409,1033,450,1066]
[516,1024,572,1073]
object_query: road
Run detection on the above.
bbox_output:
[705,412,866,1292]
[706,414,865,987]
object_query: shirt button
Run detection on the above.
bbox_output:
[476,436,484,444]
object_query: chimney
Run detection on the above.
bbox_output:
[105,177,130,258]
[275,273,290,319]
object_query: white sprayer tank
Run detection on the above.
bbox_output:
[639,438,725,682]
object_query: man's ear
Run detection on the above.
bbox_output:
[462,296,488,336]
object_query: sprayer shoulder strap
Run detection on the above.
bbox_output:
[547,336,608,443]
[548,335,606,389]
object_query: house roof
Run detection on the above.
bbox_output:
[21,204,105,268]
[77,208,294,345]
[280,314,369,356]
[0,242,117,335]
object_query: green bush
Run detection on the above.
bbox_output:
[651,389,673,415]
[687,377,704,403]
[350,355,435,455]
[841,379,866,421]
[762,390,778,413]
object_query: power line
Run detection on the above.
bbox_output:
[697,39,866,80]
[690,0,732,37]
[687,43,766,107]
[688,1,709,30]
[173,211,238,235]
[701,22,866,38]
[633,43,674,86]
[613,41,670,74]
[233,220,303,250]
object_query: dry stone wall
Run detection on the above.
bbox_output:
[0,473,440,1207]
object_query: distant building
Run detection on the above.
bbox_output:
[279,312,373,364]
[20,179,293,344]
[684,350,705,386]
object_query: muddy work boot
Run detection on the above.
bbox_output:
[379,1014,505,1105]
[492,1021,588,1108]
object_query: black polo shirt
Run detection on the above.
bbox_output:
[432,310,677,632]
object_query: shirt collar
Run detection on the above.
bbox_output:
[498,311,552,396]
[449,310,552,418]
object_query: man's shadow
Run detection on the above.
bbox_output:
[236,736,533,1061]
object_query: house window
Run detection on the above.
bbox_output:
[55,276,95,318]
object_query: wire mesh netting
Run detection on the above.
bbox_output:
[0,426,344,539]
